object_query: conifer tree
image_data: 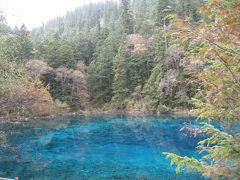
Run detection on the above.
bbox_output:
[155,0,171,26]
[120,0,134,34]
[164,0,240,179]
[17,24,33,61]
[88,36,115,106]
[112,47,129,109]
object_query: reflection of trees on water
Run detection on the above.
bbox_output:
[103,115,172,177]
[0,114,204,179]
[0,116,73,174]
[119,114,201,178]
[0,131,7,147]
[123,115,184,152]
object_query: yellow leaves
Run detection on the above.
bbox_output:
[164,2,240,179]
[163,13,176,22]
[163,152,204,174]
[170,0,240,57]
[22,78,59,116]
[132,44,147,54]
[0,69,63,118]
[55,100,69,111]
[169,0,240,123]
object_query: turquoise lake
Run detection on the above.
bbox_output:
[0,114,209,179]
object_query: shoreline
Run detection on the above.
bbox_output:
[0,109,195,123]
[88,109,192,117]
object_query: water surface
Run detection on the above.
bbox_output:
[0,114,208,179]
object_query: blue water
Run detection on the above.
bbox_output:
[0,114,209,180]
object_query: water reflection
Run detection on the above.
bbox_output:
[0,114,208,179]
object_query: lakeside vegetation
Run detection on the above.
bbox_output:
[0,0,239,179]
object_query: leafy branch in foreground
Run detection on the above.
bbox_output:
[163,0,240,179]
[164,124,240,179]
[163,152,203,174]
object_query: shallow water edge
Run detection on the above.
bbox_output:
[0,109,194,123]
[0,114,207,179]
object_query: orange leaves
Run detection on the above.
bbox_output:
[203,0,240,36]
[169,0,240,122]
[164,2,240,179]
[171,0,240,55]
[22,78,64,116]
[0,75,61,118]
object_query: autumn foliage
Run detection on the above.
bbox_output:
[164,0,240,179]
[0,60,62,118]
[169,0,240,123]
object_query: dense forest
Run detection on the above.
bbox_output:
[30,0,204,114]
[0,0,239,179]
[1,0,206,116]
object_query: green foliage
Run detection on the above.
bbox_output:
[2,1,239,179]
[164,124,240,179]
[163,152,203,174]
[45,39,76,69]
[38,62,89,111]
[0,12,64,118]
[1,0,207,114]
[88,36,116,106]
[143,64,164,112]
[120,0,134,34]
[72,33,96,65]
[143,43,197,112]
[112,47,130,109]
[17,25,33,60]
[0,11,6,34]
[164,0,240,179]
[28,0,205,112]
[0,59,58,118]
[175,0,204,22]
[0,24,32,62]
[4,2,238,177]
[155,0,172,26]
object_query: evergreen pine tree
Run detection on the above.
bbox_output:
[17,24,33,61]
[88,36,115,106]
[120,0,134,34]
[112,47,129,109]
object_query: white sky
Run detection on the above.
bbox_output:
[0,0,104,29]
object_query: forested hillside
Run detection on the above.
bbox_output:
[0,0,239,179]
[29,0,204,113]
